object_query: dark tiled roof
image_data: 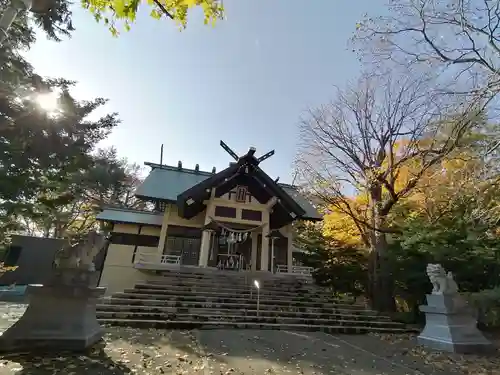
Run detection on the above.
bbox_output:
[134,162,322,221]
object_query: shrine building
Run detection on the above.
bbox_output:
[96,141,321,294]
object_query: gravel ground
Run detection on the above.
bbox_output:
[0,303,497,375]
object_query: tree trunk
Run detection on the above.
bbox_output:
[368,185,396,313]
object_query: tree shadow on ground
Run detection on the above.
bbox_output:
[0,328,204,374]
[1,341,132,375]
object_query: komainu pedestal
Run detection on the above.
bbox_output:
[0,231,109,353]
[418,264,494,354]
[0,283,106,352]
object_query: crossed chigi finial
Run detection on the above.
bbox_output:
[220,140,275,165]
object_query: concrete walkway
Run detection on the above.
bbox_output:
[194,329,452,375]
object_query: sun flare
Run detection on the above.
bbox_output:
[35,91,60,113]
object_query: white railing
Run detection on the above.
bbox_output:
[160,254,181,265]
[135,252,181,268]
[276,265,314,276]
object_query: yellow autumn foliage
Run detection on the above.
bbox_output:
[321,138,486,246]
[323,194,369,248]
[397,149,483,218]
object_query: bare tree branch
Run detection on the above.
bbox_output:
[296,72,487,241]
[354,0,500,98]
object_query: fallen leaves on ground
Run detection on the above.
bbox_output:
[0,327,207,375]
[371,332,500,375]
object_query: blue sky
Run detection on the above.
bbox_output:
[25,0,384,183]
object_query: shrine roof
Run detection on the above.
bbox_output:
[135,162,322,221]
[96,207,163,226]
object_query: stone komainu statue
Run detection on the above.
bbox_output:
[53,231,109,272]
[426,263,459,295]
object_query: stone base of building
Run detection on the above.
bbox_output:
[418,293,494,354]
[0,284,106,353]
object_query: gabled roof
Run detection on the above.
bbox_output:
[135,162,322,221]
[176,155,306,228]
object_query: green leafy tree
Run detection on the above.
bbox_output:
[0,0,138,243]
[24,148,147,238]
[387,168,500,322]
[82,0,224,35]
[295,221,367,299]
[0,77,120,237]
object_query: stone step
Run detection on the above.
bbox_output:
[96,311,404,328]
[148,269,311,282]
[99,319,410,334]
[112,292,366,310]
[142,279,312,293]
[104,298,376,315]
[132,283,349,302]
[144,278,329,293]
[148,270,311,280]
[96,304,390,320]
[148,275,315,287]
[127,287,355,305]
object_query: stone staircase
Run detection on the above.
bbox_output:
[97,268,409,334]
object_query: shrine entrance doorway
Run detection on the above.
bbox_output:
[214,234,252,271]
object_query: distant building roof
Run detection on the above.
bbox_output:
[279,184,322,221]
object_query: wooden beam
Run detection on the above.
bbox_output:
[266,197,278,208]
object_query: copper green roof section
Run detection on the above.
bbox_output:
[96,207,163,226]
[135,162,322,221]
[279,184,322,220]
[135,163,212,203]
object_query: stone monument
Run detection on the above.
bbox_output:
[0,231,108,353]
[418,263,494,353]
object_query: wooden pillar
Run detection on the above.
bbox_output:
[131,225,143,263]
[157,204,171,255]
[251,232,258,271]
[287,226,293,273]
[270,238,275,273]
[199,232,211,267]
[199,198,215,267]
[260,223,269,272]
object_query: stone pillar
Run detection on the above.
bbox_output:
[287,226,293,273]
[260,224,269,272]
[157,205,171,255]
[251,232,258,271]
